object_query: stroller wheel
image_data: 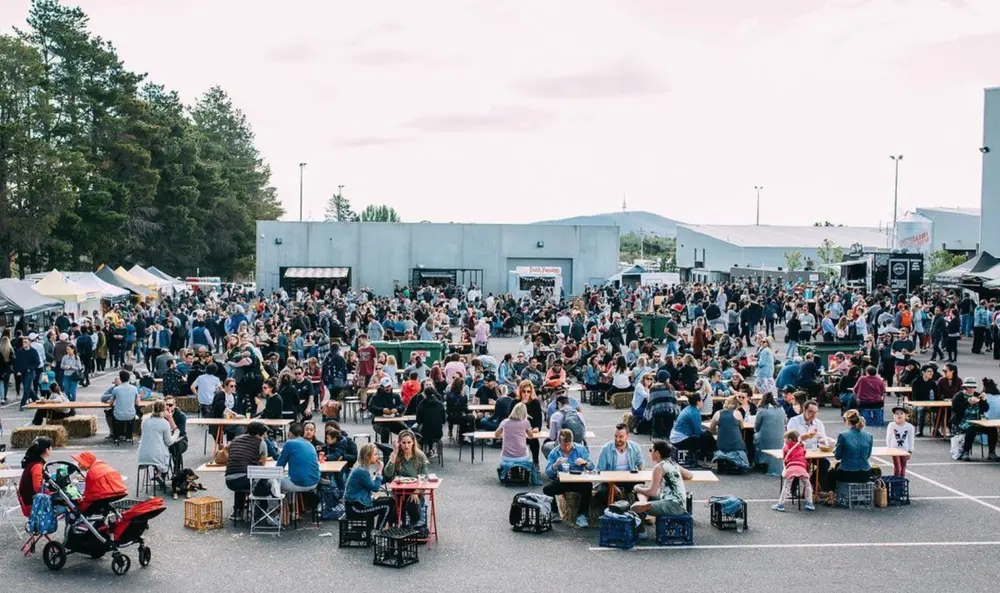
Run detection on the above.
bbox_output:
[111,552,131,576]
[43,541,66,571]
[138,546,151,567]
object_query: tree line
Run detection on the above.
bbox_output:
[0,0,283,280]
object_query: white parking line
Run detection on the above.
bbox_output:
[589,540,1000,552]
[873,455,1000,514]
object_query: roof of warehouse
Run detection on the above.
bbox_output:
[915,206,980,216]
[677,224,889,248]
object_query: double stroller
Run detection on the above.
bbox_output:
[24,460,166,576]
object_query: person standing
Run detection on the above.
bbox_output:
[60,345,84,402]
[946,308,961,363]
[15,337,40,410]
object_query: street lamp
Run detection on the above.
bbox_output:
[890,155,902,248]
[298,162,308,221]
[754,185,763,226]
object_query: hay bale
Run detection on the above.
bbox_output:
[11,425,68,449]
[174,396,200,414]
[610,392,632,409]
[60,415,98,439]
[557,492,580,523]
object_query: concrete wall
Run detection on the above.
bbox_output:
[676,226,872,273]
[255,221,619,296]
[915,208,980,252]
[982,87,1000,255]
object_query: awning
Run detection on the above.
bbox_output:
[0,278,64,316]
[416,270,454,279]
[819,259,867,269]
[284,267,349,279]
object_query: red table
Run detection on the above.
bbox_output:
[386,478,441,549]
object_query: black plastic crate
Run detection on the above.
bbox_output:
[654,514,693,546]
[715,459,746,475]
[510,503,552,534]
[373,528,419,568]
[882,476,910,506]
[710,499,748,531]
[672,448,697,469]
[339,516,375,548]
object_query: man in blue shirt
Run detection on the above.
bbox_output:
[776,357,801,391]
[542,429,594,528]
[276,423,320,494]
[669,392,716,464]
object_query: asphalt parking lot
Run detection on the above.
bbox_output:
[2,333,1000,592]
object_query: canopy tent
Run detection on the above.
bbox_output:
[115,266,159,291]
[283,267,349,279]
[0,278,64,317]
[95,265,152,298]
[63,272,130,302]
[128,265,172,289]
[29,270,102,316]
[935,252,997,284]
[145,266,189,292]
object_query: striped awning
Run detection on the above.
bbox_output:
[284,267,349,279]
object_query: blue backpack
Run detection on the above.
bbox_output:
[29,493,58,535]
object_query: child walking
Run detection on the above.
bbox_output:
[772,430,815,512]
[885,406,915,477]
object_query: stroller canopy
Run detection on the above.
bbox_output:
[113,498,166,540]
[78,460,128,514]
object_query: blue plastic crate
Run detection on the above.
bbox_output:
[882,476,910,506]
[861,408,885,427]
[655,514,694,546]
[598,515,638,549]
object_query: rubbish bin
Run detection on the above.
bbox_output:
[804,341,862,371]
[371,341,402,365]
[636,314,653,342]
[399,340,445,366]
[650,315,669,344]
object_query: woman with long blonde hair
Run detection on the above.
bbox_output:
[0,335,13,403]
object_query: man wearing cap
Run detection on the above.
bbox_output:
[908,364,938,436]
[953,377,998,461]
[368,377,405,444]
[474,373,500,406]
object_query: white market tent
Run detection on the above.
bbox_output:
[145,266,189,293]
[128,265,172,291]
[64,272,130,302]
[29,270,102,316]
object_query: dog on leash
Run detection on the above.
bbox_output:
[171,468,207,500]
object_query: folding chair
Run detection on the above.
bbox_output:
[247,466,285,536]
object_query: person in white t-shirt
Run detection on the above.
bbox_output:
[785,400,831,493]
[885,406,914,477]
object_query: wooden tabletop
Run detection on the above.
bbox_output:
[188,418,293,427]
[556,469,718,484]
[373,415,417,423]
[195,460,346,473]
[25,401,111,409]
[903,400,952,408]
[761,446,911,461]
[469,404,495,412]
[971,419,1000,428]
[886,387,913,393]
[466,430,597,441]
[387,477,443,491]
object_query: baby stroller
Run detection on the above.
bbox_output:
[36,461,166,576]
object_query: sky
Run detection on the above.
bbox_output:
[3,0,1000,228]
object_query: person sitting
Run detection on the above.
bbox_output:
[137,400,178,490]
[630,373,654,434]
[191,362,221,418]
[754,392,786,476]
[542,429,595,528]
[645,381,680,439]
[224,421,268,520]
[776,356,801,391]
[474,372,500,406]
[323,428,358,492]
[544,395,587,457]
[211,378,241,448]
[414,388,447,454]
[344,443,396,529]
[254,378,284,420]
[495,402,534,464]
[382,430,428,528]
[851,365,886,412]
[369,377,406,444]
[707,395,749,470]
[400,371,422,409]
[780,387,801,419]
[822,409,873,505]
[669,392,716,464]
[161,359,185,397]
[545,391,581,421]
[100,370,140,440]
[275,423,320,494]
[909,364,939,437]
[444,376,473,441]
[543,359,567,392]
[163,395,188,473]
[796,352,824,402]
[595,423,644,503]
[30,383,75,426]
[18,436,53,517]
[631,440,692,517]
[953,377,998,461]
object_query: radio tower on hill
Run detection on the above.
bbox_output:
[622,193,627,211]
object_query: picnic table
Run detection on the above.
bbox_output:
[460,430,596,464]
[195,460,346,473]
[372,415,417,423]
[903,399,951,438]
[762,446,911,499]
[970,419,1000,428]
[469,404,495,413]
[557,469,719,504]
[188,417,293,454]
[387,478,442,549]
[887,386,913,406]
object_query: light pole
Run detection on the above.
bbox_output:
[890,155,902,248]
[298,162,307,221]
[754,185,763,225]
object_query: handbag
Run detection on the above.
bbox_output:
[950,434,965,460]
[873,479,888,508]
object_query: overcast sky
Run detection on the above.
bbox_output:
[4,0,999,228]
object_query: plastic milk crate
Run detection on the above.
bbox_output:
[598,514,638,549]
[882,476,910,506]
[836,481,874,509]
[655,514,694,546]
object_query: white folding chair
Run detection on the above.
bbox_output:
[0,470,24,537]
[247,466,284,536]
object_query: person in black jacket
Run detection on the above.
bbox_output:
[946,309,961,363]
[369,377,406,444]
[415,391,446,456]
[930,306,947,362]
[254,379,284,420]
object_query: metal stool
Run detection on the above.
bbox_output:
[136,464,168,497]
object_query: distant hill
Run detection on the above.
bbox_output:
[535,211,682,237]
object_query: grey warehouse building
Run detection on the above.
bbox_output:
[254,221,620,297]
